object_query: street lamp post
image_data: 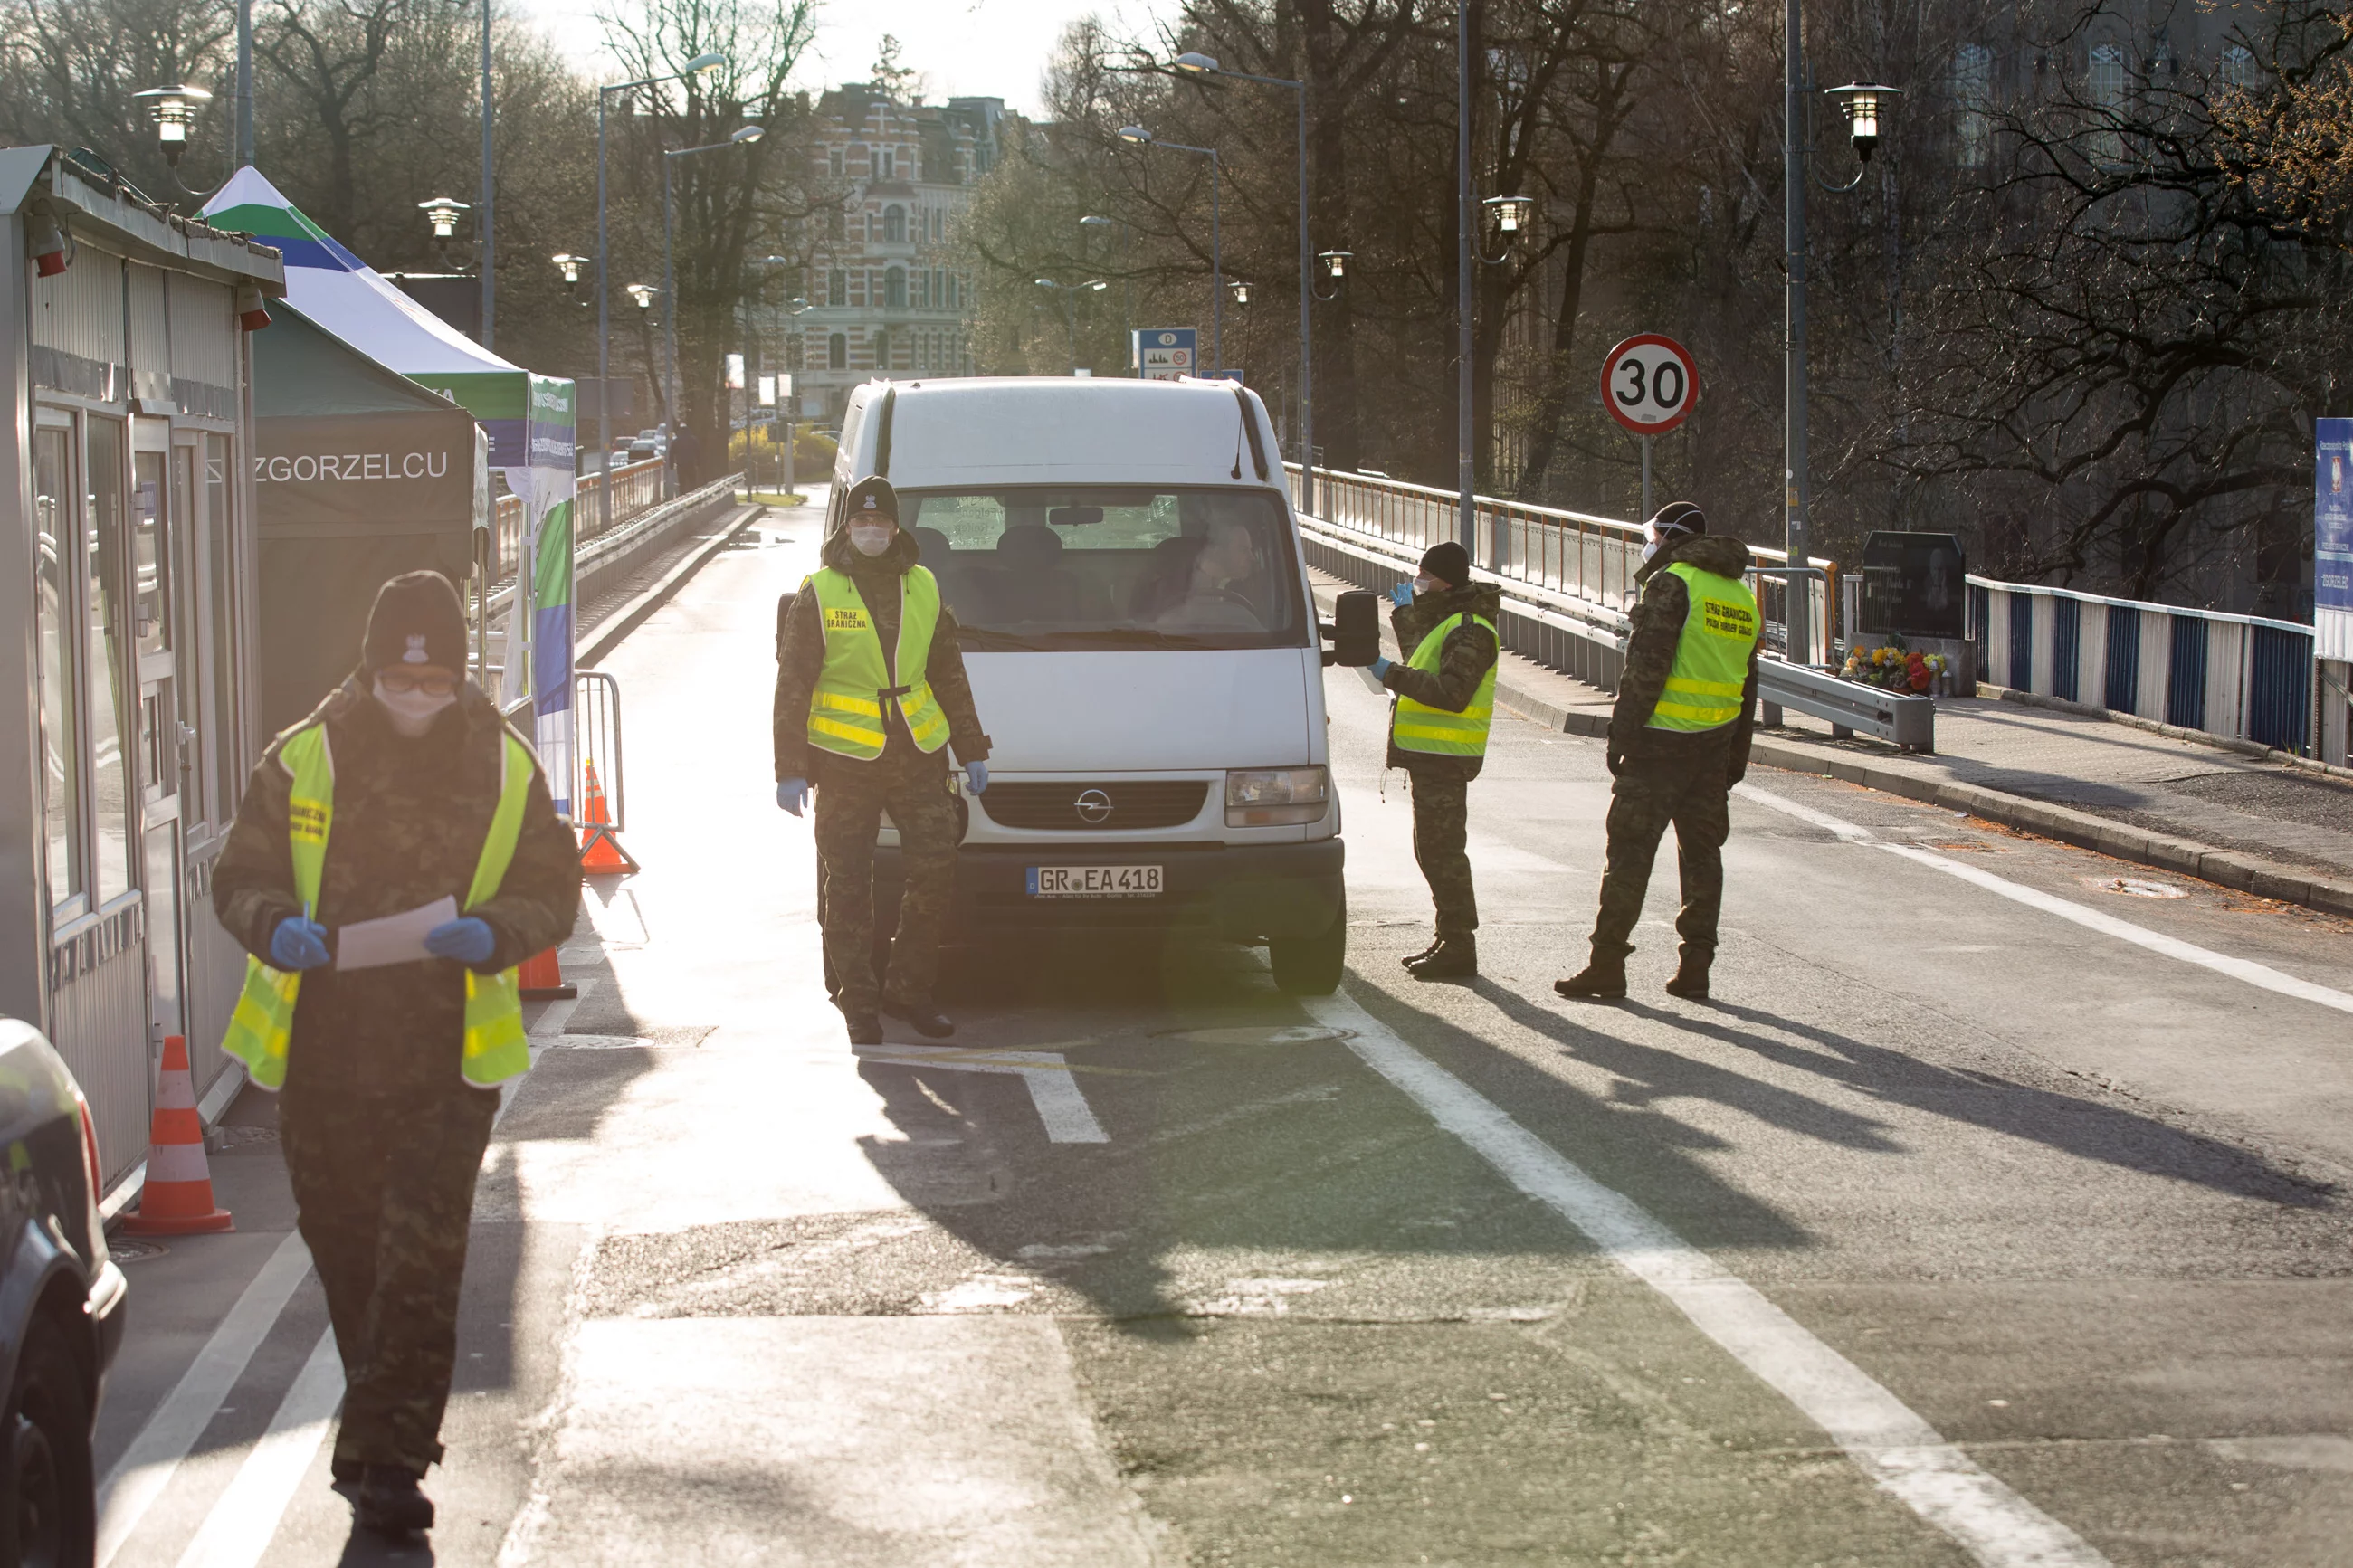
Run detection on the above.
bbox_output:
[1169,52,1317,509]
[1453,9,1534,559]
[479,0,494,350]
[1116,127,1223,375]
[1078,214,1135,370]
[597,51,725,532]
[1034,278,1109,373]
[662,124,765,450]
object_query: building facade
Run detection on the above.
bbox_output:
[790,87,1002,425]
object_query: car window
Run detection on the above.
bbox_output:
[899,487,1305,651]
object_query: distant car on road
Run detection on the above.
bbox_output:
[0,1018,129,1566]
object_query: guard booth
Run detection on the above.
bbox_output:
[0,146,285,1193]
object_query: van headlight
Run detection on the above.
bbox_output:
[1226,766,1329,827]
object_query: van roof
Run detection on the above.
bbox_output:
[852,377,1279,490]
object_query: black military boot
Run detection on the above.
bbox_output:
[883,1000,956,1039]
[1400,934,1444,970]
[1405,936,1477,982]
[1664,947,1712,1001]
[356,1465,434,1536]
[1554,962,1627,1000]
[844,1011,884,1046]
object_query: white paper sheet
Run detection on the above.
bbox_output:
[334,895,458,972]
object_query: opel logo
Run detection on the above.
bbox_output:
[1075,789,1113,825]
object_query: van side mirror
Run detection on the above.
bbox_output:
[1323,590,1380,667]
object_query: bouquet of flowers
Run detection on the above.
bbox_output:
[1840,636,1948,694]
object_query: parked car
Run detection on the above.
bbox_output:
[827,376,1367,993]
[0,1018,128,1566]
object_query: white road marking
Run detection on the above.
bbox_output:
[173,1329,345,1568]
[853,1042,1110,1144]
[1305,986,2112,1568]
[1734,783,2353,1017]
[96,1232,315,1567]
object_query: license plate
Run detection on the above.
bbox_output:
[1027,864,1163,898]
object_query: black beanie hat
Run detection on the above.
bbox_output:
[362,570,467,673]
[1648,500,1707,537]
[843,475,900,523]
[1419,539,1471,588]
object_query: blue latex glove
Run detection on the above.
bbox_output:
[776,777,809,816]
[1369,656,1393,680]
[269,917,330,972]
[965,760,989,795]
[424,917,496,965]
[1389,584,1415,607]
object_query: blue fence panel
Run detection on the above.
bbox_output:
[2104,606,2140,714]
[2007,594,2034,692]
[2247,626,2311,753]
[2166,615,2208,731]
[1969,583,1990,683]
[2053,597,2080,701]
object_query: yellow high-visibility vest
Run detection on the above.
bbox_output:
[220,718,537,1090]
[806,565,952,760]
[1647,561,1760,732]
[1392,613,1498,757]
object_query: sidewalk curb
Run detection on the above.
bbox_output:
[578,499,767,670]
[1487,670,2353,921]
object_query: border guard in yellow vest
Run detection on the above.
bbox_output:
[1558,504,1762,1002]
[774,477,993,1044]
[1372,540,1501,981]
[212,571,580,1536]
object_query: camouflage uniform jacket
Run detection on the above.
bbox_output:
[1380,581,1503,781]
[211,679,582,1098]
[1608,533,1763,782]
[773,526,992,783]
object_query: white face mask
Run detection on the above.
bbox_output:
[1639,538,1662,566]
[849,523,895,557]
[1412,575,1438,598]
[372,678,456,737]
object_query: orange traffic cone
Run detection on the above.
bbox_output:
[519,946,576,1001]
[577,759,639,875]
[123,1035,233,1236]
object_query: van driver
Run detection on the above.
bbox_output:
[1156,519,1263,632]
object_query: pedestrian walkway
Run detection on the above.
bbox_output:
[1309,569,2353,916]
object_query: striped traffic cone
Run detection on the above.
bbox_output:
[577,760,638,875]
[123,1035,233,1236]
[519,946,577,1001]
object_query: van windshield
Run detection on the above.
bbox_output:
[898,487,1308,651]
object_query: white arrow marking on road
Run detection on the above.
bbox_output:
[1306,986,2112,1568]
[855,1044,1110,1143]
[1734,783,2353,1016]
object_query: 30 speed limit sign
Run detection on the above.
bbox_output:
[1602,334,1698,434]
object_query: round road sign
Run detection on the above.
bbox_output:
[1602,334,1698,434]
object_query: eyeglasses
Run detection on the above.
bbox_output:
[378,669,459,697]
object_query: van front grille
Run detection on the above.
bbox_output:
[977,781,1209,832]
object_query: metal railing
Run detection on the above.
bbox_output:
[485,457,668,584]
[1287,464,1838,666]
[1969,575,2326,759]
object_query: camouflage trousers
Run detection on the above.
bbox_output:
[814,746,962,1012]
[1408,770,1479,937]
[1587,736,1733,965]
[279,1079,499,1476]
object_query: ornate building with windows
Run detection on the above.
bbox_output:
[790,85,1002,425]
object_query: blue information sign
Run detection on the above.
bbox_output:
[1132,328,1197,380]
[2318,419,2353,660]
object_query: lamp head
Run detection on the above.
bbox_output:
[1228,280,1252,306]
[1034,278,1056,290]
[1825,83,1900,162]
[1318,249,1352,280]
[134,85,212,164]
[552,252,583,284]
[686,51,726,74]
[729,125,765,144]
[627,282,659,309]
[418,196,469,238]
[1173,52,1220,76]
[1080,214,1114,228]
[1482,195,1534,234]
[1116,125,1153,145]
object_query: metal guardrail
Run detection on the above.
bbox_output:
[574,670,625,832]
[1292,497,1931,749]
[486,457,668,585]
[1969,575,2322,758]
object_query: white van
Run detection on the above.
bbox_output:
[825,375,1371,993]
